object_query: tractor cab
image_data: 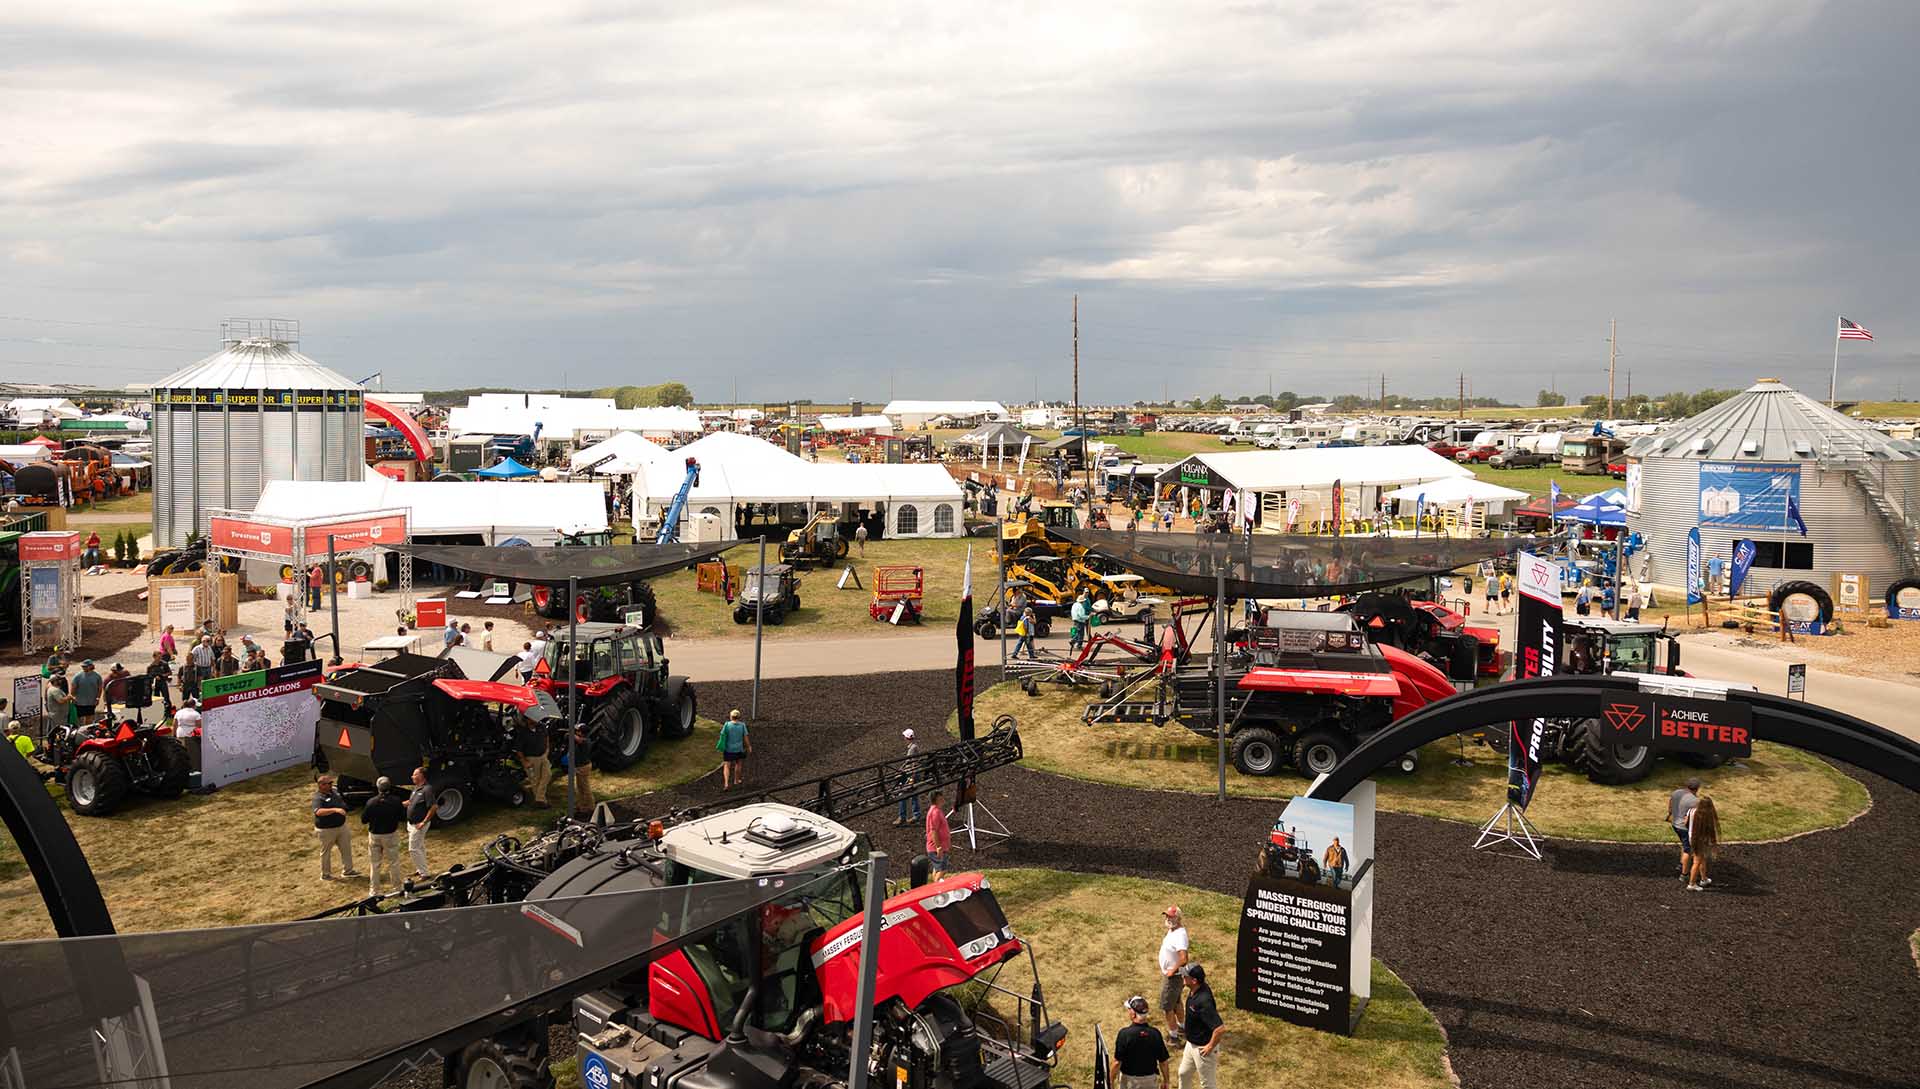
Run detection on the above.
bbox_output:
[1560,617,1682,677]
[540,622,667,690]
[557,530,615,548]
[781,511,849,568]
[1001,501,1081,558]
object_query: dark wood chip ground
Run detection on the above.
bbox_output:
[642,667,1920,1089]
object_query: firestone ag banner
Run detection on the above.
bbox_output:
[1508,551,1563,809]
[199,659,324,788]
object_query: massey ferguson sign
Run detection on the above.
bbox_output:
[208,513,408,559]
[1599,692,1753,759]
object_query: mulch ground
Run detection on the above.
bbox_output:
[0,616,145,669]
[638,667,1920,1089]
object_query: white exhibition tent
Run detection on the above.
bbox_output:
[0,444,54,465]
[817,414,894,433]
[449,394,701,441]
[569,430,673,476]
[1156,445,1472,528]
[882,400,1009,429]
[1382,476,1529,512]
[254,477,608,542]
[631,430,965,539]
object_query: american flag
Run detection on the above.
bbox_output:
[1838,317,1874,341]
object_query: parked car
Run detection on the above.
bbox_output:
[1488,448,1552,468]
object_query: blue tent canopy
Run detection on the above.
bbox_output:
[475,457,537,479]
[1565,496,1627,526]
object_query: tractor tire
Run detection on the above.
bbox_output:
[350,559,373,582]
[66,751,131,816]
[1884,576,1920,619]
[574,593,594,625]
[660,681,697,740]
[531,584,558,618]
[148,737,193,798]
[1566,717,1655,785]
[1768,580,1833,628]
[1292,728,1351,779]
[429,776,474,826]
[590,691,650,771]
[455,1024,554,1089]
[627,581,657,626]
[1230,727,1286,777]
[1298,857,1323,885]
[832,537,850,559]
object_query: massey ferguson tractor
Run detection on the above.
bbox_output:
[309,720,1062,1089]
[42,711,192,816]
[1084,605,1474,779]
[532,622,698,771]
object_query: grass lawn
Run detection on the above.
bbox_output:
[652,537,979,640]
[0,719,726,940]
[1851,401,1920,418]
[954,681,1868,843]
[553,868,1451,1089]
[80,491,154,515]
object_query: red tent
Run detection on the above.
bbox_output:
[25,436,60,448]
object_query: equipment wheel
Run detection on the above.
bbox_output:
[455,1026,554,1089]
[628,581,657,626]
[1566,717,1655,785]
[1230,727,1286,777]
[66,751,131,816]
[1768,580,1833,628]
[1292,728,1351,778]
[1885,576,1920,620]
[832,537,850,559]
[734,608,751,625]
[429,776,474,826]
[148,736,193,798]
[789,593,801,612]
[531,584,557,618]
[574,593,594,625]
[1297,856,1323,885]
[590,691,650,771]
[660,682,697,740]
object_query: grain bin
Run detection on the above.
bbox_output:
[1625,378,1920,608]
[151,319,366,548]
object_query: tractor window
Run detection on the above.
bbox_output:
[756,872,865,1034]
[1609,634,1653,671]
[615,635,645,672]
[591,640,616,677]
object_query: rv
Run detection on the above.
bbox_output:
[1561,434,1628,475]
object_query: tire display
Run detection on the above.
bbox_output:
[1883,576,1920,619]
[1768,580,1833,627]
[149,737,193,799]
[1292,727,1351,778]
[660,682,698,740]
[455,1025,554,1089]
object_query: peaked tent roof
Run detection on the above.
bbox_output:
[475,457,538,478]
[953,421,1036,446]
[1381,477,1529,504]
[570,431,672,475]
[1627,379,1918,462]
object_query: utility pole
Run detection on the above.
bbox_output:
[1072,294,1090,503]
[1379,372,1387,412]
[1606,318,1617,420]
[1457,373,1465,419]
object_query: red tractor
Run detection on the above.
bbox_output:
[1340,590,1504,678]
[532,622,697,770]
[42,716,192,816]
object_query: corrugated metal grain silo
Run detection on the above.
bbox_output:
[151,319,366,547]
[1625,378,1920,604]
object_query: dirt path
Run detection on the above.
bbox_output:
[652,668,1920,1089]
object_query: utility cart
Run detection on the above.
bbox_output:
[870,563,926,623]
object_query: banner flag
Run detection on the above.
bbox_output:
[1508,551,1563,810]
[956,547,975,741]
[1729,539,1757,598]
[1686,528,1703,605]
[1549,480,1561,521]
[1787,496,1808,536]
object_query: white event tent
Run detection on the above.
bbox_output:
[569,431,673,476]
[254,477,608,543]
[1155,445,1472,530]
[882,400,1009,429]
[449,394,701,441]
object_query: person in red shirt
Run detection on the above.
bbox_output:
[307,564,325,610]
[925,790,952,875]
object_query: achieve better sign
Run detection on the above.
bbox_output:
[1598,691,1752,759]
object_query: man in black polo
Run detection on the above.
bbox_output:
[1112,994,1170,1089]
[311,774,357,882]
[1178,964,1226,1089]
[405,767,437,878]
[360,777,407,896]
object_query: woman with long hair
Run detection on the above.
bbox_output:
[1687,795,1720,891]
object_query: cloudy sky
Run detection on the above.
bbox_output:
[3,1,1915,404]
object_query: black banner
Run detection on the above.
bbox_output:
[1235,873,1354,1035]
[1600,692,1753,758]
[1508,552,1562,808]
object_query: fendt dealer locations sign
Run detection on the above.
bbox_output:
[1598,692,1753,759]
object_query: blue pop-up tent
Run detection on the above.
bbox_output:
[475,457,538,479]
[1566,494,1627,526]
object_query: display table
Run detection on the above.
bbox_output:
[362,634,419,658]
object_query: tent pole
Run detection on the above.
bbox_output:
[566,574,578,817]
[997,507,1007,669]
[1216,564,1227,802]
[327,535,341,659]
[752,534,766,720]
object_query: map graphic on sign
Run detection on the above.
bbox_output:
[199,660,324,788]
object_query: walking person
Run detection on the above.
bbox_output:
[1013,606,1038,659]
[1668,776,1701,879]
[406,767,437,878]
[1158,905,1191,1044]
[1686,795,1720,891]
[360,777,406,895]
[1625,583,1644,621]
[283,596,299,637]
[518,641,539,682]
[1575,580,1595,617]
[1177,964,1226,1089]
[158,624,177,661]
[1323,836,1350,886]
[854,521,869,555]
[1500,571,1515,614]
[1112,995,1172,1089]
[1484,571,1499,615]
[312,774,359,882]
[481,621,495,652]
[925,790,952,876]
[717,709,750,789]
[894,729,921,826]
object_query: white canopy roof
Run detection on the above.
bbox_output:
[882,400,1008,418]
[0,444,53,463]
[817,414,894,432]
[6,398,83,418]
[255,478,607,540]
[1382,477,1528,504]
[449,395,701,441]
[569,431,673,475]
[1164,445,1471,491]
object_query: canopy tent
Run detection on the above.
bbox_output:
[1514,496,1579,520]
[1564,494,1627,526]
[255,478,606,542]
[950,421,1036,450]
[1156,445,1472,530]
[570,430,672,476]
[1054,527,1558,599]
[0,444,54,464]
[882,400,1008,429]
[448,394,701,441]
[816,414,894,433]
[403,541,733,587]
[1381,477,1528,505]
[475,457,538,479]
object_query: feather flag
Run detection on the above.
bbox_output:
[956,546,975,741]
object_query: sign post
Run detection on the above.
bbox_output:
[1476,550,1559,859]
[1787,663,1807,700]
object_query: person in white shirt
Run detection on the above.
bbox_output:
[518,642,538,682]
[481,621,495,652]
[172,700,203,735]
[1157,905,1191,1043]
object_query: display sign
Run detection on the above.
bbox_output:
[158,585,197,633]
[1686,528,1703,605]
[12,676,42,725]
[199,659,324,788]
[302,513,407,556]
[1729,539,1757,598]
[1171,458,1215,488]
[1597,691,1753,759]
[28,567,61,617]
[416,598,447,630]
[19,532,81,562]
[1624,460,1642,514]
[1834,573,1867,612]
[1697,461,1801,530]
[209,516,292,556]
[1508,551,1562,809]
[1891,582,1920,621]
[1787,663,1807,696]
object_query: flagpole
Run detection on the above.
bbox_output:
[1830,315,1841,407]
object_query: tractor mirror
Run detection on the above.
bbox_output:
[1666,636,1680,674]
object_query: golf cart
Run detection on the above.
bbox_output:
[732,563,802,625]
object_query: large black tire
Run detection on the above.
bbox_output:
[1292,728,1351,779]
[1297,856,1323,885]
[1768,580,1833,627]
[659,681,697,740]
[454,1024,553,1089]
[766,604,785,626]
[1230,727,1286,777]
[429,776,474,826]
[832,537,850,559]
[148,736,192,798]
[626,581,657,626]
[531,584,560,619]
[975,616,999,639]
[590,690,650,771]
[1566,717,1655,785]
[1885,576,1920,620]
[734,608,751,625]
[67,751,131,816]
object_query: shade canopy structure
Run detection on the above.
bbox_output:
[475,457,538,479]
[449,393,701,441]
[570,430,672,476]
[1382,477,1529,505]
[404,541,734,588]
[816,414,894,433]
[255,478,606,541]
[1564,496,1627,526]
[1054,526,1558,598]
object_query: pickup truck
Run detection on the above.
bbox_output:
[1488,448,1552,468]
[1425,440,1470,459]
[1454,445,1500,463]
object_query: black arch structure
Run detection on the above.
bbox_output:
[0,744,115,936]
[1306,675,1920,803]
